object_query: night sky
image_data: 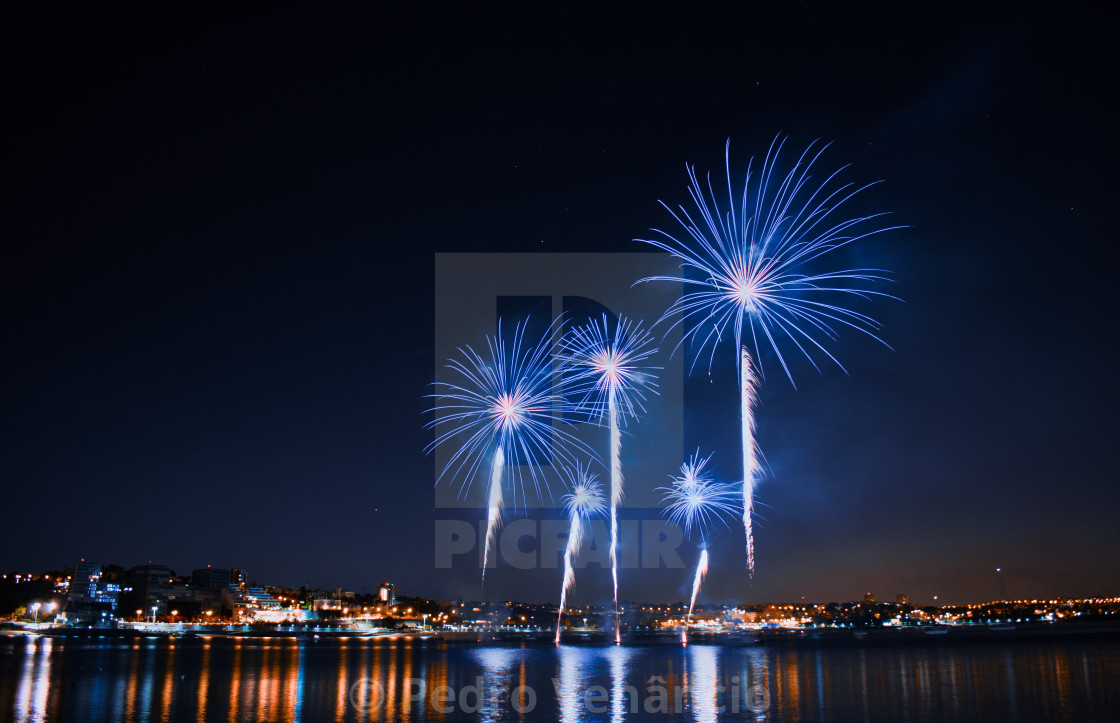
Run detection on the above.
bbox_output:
[5,4,1117,606]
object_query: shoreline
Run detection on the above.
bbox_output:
[7,620,1119,647]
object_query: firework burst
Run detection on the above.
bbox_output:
[659,450,740,537]
[637,136,899,576]
[426,316,595,591]
[659,449,739,629]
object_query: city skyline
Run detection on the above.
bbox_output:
[8,558,1117,615]
[2,545,1112,611]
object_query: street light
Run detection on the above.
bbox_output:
[31,602,41,625]
[151,606,158,624]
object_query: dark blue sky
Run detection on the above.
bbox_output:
[4,4,1116,605]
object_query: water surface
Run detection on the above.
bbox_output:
[1,634,1117,721]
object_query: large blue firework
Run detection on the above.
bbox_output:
[637,136,899,578]
[636,136,900,385]
[426,316,595,587]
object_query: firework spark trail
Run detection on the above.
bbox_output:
[426,317,598,593]
[557,512,579,606]
[637,137,899,577]
[560,314,657,642]
[607,383,624,644]
[687,547,710,624]
[608,385,621,609]
[556,511,581,643]
[741,347,760,575]
[555,470,606,643]
[481,446,504,590]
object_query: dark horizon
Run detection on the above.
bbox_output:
[4,5,1117,608]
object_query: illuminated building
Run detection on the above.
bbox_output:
[65,560,120,625]
[244,586,280,610]
[68,561,102,603]
[378,582,396,607]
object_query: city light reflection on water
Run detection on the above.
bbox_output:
[556,645,587,723]
[606,646,633,723]
[12,634,53,720]
[686,645,717,722]
[474,647,523,722]
[1,634,1118,721]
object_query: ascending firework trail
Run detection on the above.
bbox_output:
[560,314,657,642]
[554,466,607,643]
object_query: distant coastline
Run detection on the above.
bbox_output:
[8,619,1120,647]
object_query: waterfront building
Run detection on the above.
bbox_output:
[64,560,120,625]
[119,564,174,615]
[69,561,101,600]
[244,586,280,610]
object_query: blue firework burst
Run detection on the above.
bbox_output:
[425,316,593,506]
[658,450,740,538]
[636,136,901,386]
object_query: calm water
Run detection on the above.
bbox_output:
[2,633,1118,722]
